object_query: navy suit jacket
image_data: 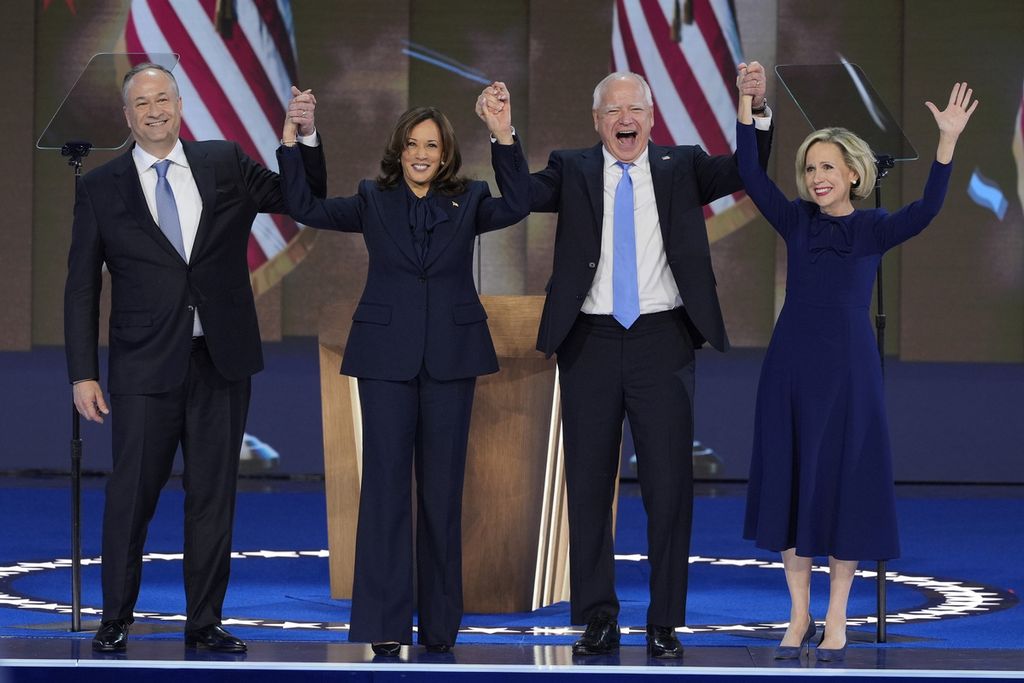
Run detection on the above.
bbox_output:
[278,140,530,381]
[530,130,773,356]
[64,139,327,394]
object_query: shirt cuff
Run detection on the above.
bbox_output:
[753,107,772,131]
[489,126,516,144]
[298,129,319,147]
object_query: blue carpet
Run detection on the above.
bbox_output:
[0,479,1020,650]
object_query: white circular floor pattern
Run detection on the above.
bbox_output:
[0,552,1015,635]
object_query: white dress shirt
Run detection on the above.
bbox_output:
[583,113,773,316]
[132,140,205,336]
[583,146,681,315]
[129,131,318,337]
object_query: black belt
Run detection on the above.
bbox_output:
[580,308,682,326]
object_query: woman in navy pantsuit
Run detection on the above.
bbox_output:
[278,83,528,655]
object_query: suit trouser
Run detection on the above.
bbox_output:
[557,309,696,627]
[348,366,476,645]
[103,338,250,631]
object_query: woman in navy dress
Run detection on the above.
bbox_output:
[736,79,977,660]
[278,83,528,656]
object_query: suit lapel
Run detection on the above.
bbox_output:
[581,144,604,246]
[111,148,184,262]
[649,144,675,249]
[183,141,216,264]
[373,185,422,268]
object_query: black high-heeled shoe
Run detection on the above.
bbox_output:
[815,629,847,662]
[773,615,816,660]
[371,641,401,656]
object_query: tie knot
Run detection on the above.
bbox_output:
[153,159,171,178]
[616,161,632,173]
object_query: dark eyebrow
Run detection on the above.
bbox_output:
[133,91,171,102]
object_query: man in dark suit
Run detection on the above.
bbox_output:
[479,64,772,657]
[64,63,325,653]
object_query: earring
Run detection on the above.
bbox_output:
[852,178,860,188]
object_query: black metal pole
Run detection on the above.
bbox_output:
[63,141,91,633]
[71,405,82,632]
[873,155,894,644]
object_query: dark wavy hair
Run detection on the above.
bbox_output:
[376,106,467,195]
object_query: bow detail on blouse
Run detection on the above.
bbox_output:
[808,216,853,262]
[409,193,449,264]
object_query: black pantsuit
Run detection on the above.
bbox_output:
[278,138,529,646]
[350,368,475,645]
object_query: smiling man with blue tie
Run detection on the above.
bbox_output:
[479,65,773,658]
[64,63,326,653]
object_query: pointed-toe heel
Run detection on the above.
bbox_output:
[773,645,801,660]
[773,615,816,660]
[815,629,847,662]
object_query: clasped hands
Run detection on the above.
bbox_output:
[474,81,515,144]
[283,81,516,145]
[736,61,767,112]
[282,85,317,145]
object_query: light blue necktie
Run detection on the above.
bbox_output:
[612,161,640,329]
[153,159,186,260]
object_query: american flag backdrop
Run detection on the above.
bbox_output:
[612,0,758,240]
[124,0,311,297]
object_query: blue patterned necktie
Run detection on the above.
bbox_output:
[153,159,186,260]
[612,161,640,329]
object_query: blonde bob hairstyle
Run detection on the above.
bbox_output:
[794,127,877,203]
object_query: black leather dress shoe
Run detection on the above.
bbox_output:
[184,624,247,652]
[646,624,683,659]
[371,641,402,656]
[572,617,620,656]
[424,643,452,653]
[92,619,131,652]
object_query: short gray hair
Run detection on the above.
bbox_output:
[592,72,654,110]
[121,62,179,105]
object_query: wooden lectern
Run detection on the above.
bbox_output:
[317,295,570,613]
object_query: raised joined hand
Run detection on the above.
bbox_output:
[736,61,767,110]
[475,81,514,144]
[282,85,317,142]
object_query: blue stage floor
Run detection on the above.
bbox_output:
[3,639,1024,682]
[1,478,1022,680]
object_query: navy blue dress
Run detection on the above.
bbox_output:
[736,121,951,560]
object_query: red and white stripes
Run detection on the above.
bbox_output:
[612,0,750,224]
[125,0,304,290]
